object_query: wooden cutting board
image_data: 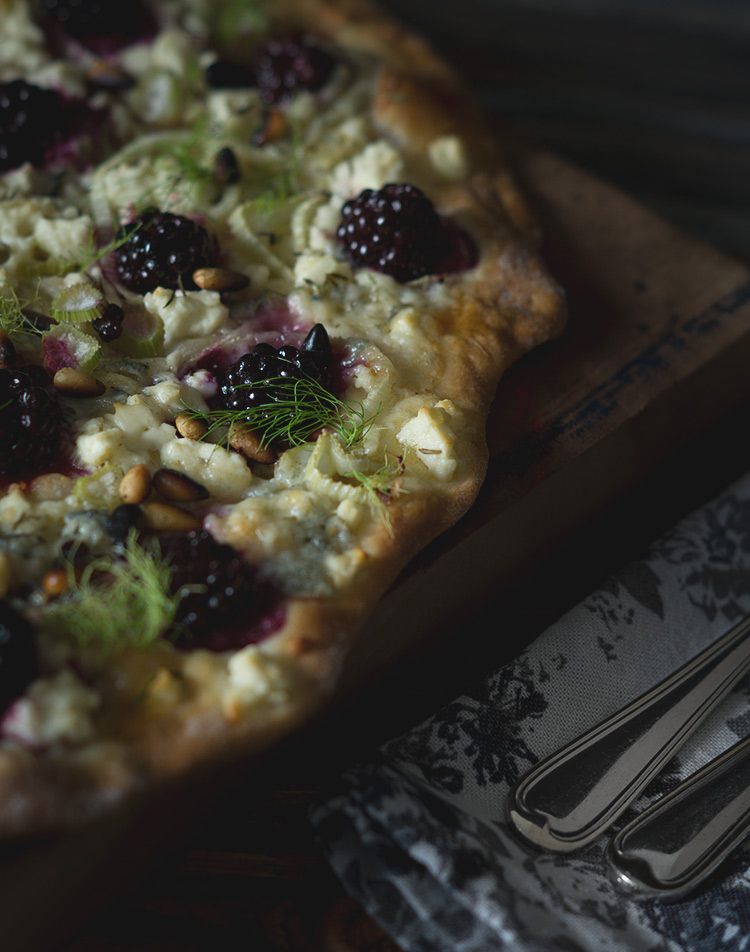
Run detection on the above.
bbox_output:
[340,148,750,698]
[5,149,750,952]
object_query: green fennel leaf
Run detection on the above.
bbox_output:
[0,284,44,339]
[185,371,379,451]
[343,455,407,536]
[44,535,185,651]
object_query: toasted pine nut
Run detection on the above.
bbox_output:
[153,468,209,503]
[175,412,208,441]
[86,60,134,89]
[253,109,288,146]
[53,367,106,397]
[142,502,202,532]
[119,463,152,505]
[43,567,69,597]
[192,267,250,293]
[229,423,276,464]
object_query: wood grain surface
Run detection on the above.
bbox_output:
[7,4,750,951]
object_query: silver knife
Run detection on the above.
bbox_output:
[509,615,750,852]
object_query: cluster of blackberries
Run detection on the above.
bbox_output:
[0,80,69,172]
[206,32,336,105]
[157,530,257,637]
[337,183,448,283]
[220,324,333,435]
[114,208,215,294]
[0,362,62,478]
[255,33,336,105]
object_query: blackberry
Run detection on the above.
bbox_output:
[0,601,37,713]
[157,530,256,638]
[0,363,62,478]
[114,208,215,294]
[220,325,332,435]
[256,33,336,105]
[19,310,55,335]
[337,183,447,283]
[91,302,124,342]
[38,0,154,49]
[0,80,68,172]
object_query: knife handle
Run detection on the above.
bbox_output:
[509,615,750,852]
[609,735,750,898]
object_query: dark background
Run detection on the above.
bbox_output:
[381,0,750,259]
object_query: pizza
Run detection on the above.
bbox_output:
[0,0,565,838]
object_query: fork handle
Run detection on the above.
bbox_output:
[609,735,750,898]
[509,616,750,852]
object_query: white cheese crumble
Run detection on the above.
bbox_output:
[0,5,47,79]
[144,288,229,350]
[223,646,290,720]
[76,394,177,472]
[397,400,463,480]
[329,141,405,199]
[428,135,470,180]
[160,437,254,501]
[1,669,101,747]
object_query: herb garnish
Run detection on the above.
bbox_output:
[0,284,44,339]
[185,372,380,451]
[213,0,268,49]
[45,535,187,651]
[0,288,28,337]
[54,220,140,277]
[343,455,407,536]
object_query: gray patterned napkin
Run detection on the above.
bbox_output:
[310,469,750,951]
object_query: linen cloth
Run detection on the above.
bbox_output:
[310,469,750,951]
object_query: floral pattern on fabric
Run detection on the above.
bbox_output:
[311,471,750,952]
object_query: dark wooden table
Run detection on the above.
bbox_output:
[19,3,750,950]
[382,0,750,261]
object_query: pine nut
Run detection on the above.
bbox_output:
[43,567,69,597]
[192,267,249,293]
[175,413,208,441]
[153,468,209,503]
[119,463,152,505]
[53,367,106,397]
[142,502,202,532]
[229,424,276,464]
[253,109,288,146]
[86,60,134,89]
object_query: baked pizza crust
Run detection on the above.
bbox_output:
[0,0,565,839]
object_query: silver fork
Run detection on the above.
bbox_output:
[509,615,750,852]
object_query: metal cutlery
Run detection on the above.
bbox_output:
[509,615,750,852]
[609,734,750,899]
